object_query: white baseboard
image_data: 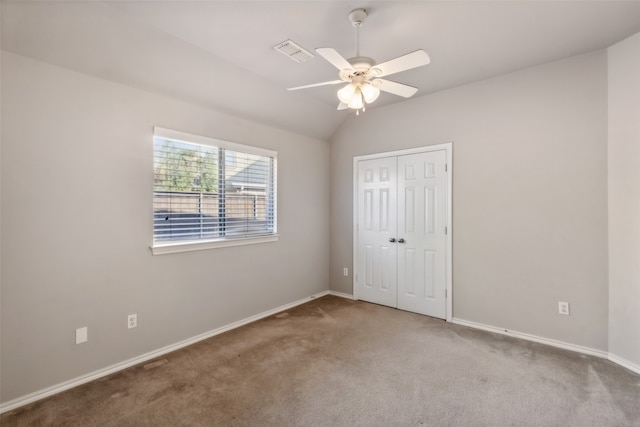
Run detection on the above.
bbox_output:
[326,297,640,375]
[328,290,355,300]
[452,317,640,375]
[0,290,331,414]
[4,297,637,414]
[608,353,640,375]
[451,317,609,359]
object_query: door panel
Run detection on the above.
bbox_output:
[356,157,398,308]
[397,150,447,318]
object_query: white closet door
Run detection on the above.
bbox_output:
[355,156,398,308]
[355,148,449,319]
[396,150,447,318]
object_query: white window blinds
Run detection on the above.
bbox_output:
[153,128,277,250]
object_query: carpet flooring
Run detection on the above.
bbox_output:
[2,295,639,426]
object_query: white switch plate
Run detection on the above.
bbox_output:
[76,327,88,344]
[128,314,137,329]
[343,268,349,277]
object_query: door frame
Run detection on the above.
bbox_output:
[353,143,453,321]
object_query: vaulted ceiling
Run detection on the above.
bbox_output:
[3,1,640,140]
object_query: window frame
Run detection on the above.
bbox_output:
[151,127,278,255]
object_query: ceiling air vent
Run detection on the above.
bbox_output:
[273,39,314,63]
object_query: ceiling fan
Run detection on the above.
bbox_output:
[287,8,431,114]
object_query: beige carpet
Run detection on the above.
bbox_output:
[2,295,639,426]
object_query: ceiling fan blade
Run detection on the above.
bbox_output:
[374,50,430,77]
[316,48,354,72]
[288,80,344,91]
[337,102,349,110]
[376,79,419,98]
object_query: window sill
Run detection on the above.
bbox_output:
[151,235,279,255]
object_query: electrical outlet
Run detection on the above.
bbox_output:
[558,302,570,315]
[343,268,349,277]
[76,327,88,344]
[128,314,137,329]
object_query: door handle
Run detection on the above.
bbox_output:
[389,238,396,243]
[398,238,405,243]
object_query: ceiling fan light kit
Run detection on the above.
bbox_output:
[287,8,431,115]
[338,81,381,113]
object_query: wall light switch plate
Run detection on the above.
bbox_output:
[343,268,349,277]
[128,314,137,329]
[76,327,88,344]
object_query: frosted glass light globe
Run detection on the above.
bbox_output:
[337,84,357,104]
[361,83,380,103]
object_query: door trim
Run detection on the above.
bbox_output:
[353,143,453,321]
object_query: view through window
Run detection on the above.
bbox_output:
[153,128,277,250]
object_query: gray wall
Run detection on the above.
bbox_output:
[330,51,609,351]
[608,33,640,368]
[2,37,637,406]
[0,52,330,402]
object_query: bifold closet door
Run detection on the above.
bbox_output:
[396,150,447,318]
[356,150,448,319]
[355,156,398,308]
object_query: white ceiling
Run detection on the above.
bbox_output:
[3,1,640,140]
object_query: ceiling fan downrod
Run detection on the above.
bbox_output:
[349,9,368,58]
[350,9,369,115]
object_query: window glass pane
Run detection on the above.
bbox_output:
[153,134,276,246]
[223,150,273,237]
[153,138,219,242]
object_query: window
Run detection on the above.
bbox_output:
[152,127,277,254]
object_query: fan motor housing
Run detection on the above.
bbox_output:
[348,56,375,70]
[339,56,381,82]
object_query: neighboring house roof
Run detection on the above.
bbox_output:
[226,159,270,189]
